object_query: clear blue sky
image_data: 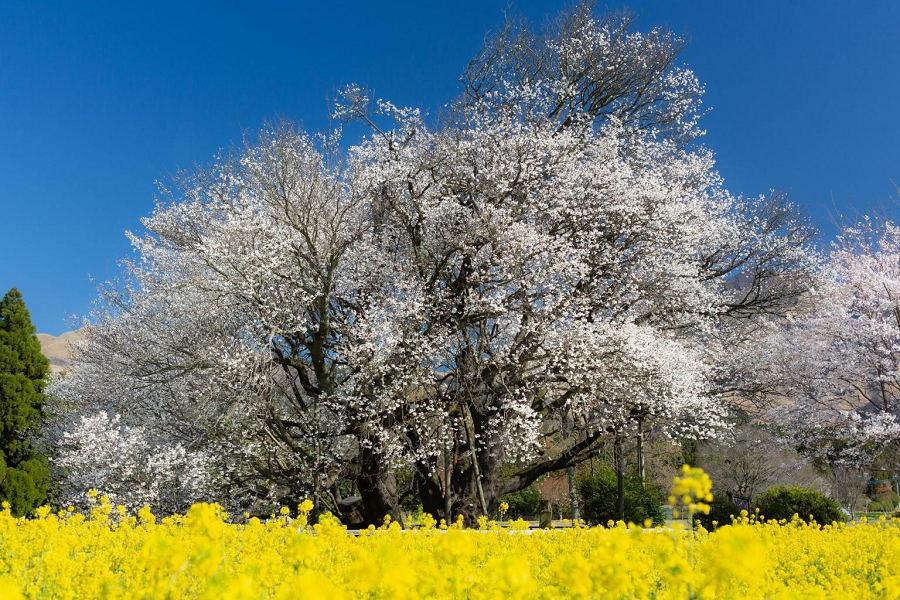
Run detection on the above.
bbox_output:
[2,1,898,334]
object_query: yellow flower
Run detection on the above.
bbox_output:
[137,506,156,526]
[0,481,892,598]
[419,513,436,529]
[671,465,713,516]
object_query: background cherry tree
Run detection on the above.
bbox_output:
[56,411,212,513]
[771,219,900,472]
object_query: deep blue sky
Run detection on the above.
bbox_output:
[2,1,898,334]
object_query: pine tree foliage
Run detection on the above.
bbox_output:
[0,288,51,515]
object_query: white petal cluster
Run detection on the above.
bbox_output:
[56,411,212,512]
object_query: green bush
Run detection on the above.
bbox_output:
[500,486,544,519]
[868,492,899,513]
[754,485,845,524]
[695,494,742,529]
[577,469,664,526]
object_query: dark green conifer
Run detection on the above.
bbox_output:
[0,288,50,515]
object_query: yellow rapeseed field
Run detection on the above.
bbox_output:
[0,469,897,599]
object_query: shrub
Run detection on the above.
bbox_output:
[868,492,899,513]
[754,485,845,524]
[499,486,544,519]
[577,469,664,526]
[695,494,741,529]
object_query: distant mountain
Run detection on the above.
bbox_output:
[36,330,83,374]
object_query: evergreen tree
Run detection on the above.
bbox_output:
[0,288,50,515]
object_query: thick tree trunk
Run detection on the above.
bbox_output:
[414,463,445,519]
[356,444,400,526]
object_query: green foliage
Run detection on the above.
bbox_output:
[394,467,421,513]
[500,486,544,519]
[867,492,899,513]
[577,468,664,526]
[0,454,50,516]
[695,493,742,530]
[754,485,845,524]
[0,289,51,515]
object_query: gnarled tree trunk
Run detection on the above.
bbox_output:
[355,444,400,526]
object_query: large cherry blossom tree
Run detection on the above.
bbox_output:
[336,5,815,518]
[51,2,817,522]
